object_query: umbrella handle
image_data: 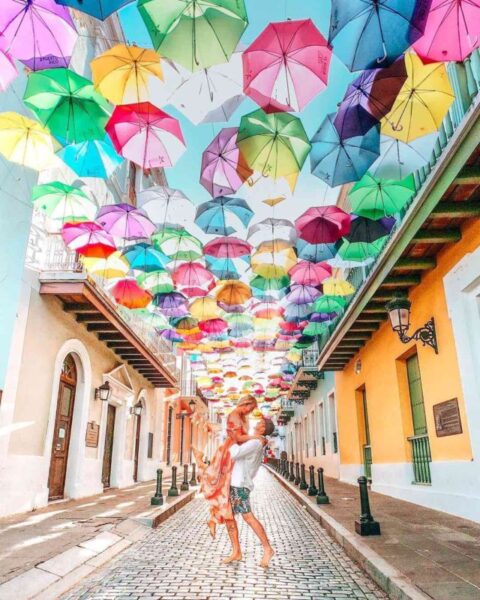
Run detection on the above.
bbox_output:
[376,42,387,65]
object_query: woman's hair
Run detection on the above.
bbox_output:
[237,395,258,409]
[262,418,275,436]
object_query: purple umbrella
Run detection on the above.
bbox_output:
[217,301,245,313]
[0,0,78,71]
[310,311,338,322]
[286,285,321,305]
[200,127,253,198]
[96,204,156,240]
[162,305,189,318]
[152,291,187,310]
[158,329,184,342]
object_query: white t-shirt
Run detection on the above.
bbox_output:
[229,439,263,491]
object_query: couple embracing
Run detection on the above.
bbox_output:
[194,395,275,568]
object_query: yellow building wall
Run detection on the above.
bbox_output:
[336,217,480,466]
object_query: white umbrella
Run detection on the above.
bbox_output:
[369,133,438,181]
[137,186,195,227]
[247,218,297,247]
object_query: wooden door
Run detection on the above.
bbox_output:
[133,414,141,482]
[48,355,77,501]
[102,404,116,488]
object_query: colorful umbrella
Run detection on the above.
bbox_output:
[0,47,17,91]
[243,19,331,113]
[203,236,252,259]
[216,280,251,305]
[152,227,203,261]
[284,303,312,323]
[250,275,290,294]
[195,196,254,235]
[413,0,480,63]
[131,308,170,329]
[82,251,130,280]
[172,262,215,297]
[296,239,338,263]
[111,278,152,309]
[174,316,200,334]
[311,114,380,187]
[370,133,438,181]
[251,241,297,279]
[349,173,416,219]
[32,181,97,222]
[312,295,346,314]
[199,318,228,334]
[303,321,329,336]
[91,44,163,105]
[189,297,221,320]
[285,285,321,305]
[121,242,169,272]
[137,270,174,294]
[322,277,355,297]
[61,221,116,258]
[58,138,123,179]
[168,49,245,124]
[328,0,430,71]
[106,103,185,169]
[200,127,252,197]
[152,291,187,310]
[0,112,56,171]
[381,53,455,143]
[138,0,248,72]
[137,186,194,227]
[247,218,297,246]
[295,205,351,244]
[289,260,332,286]
[337,216,389,262]
[0,0,77,70]
[205,256,247,280]
[237,109,311,187]
[55,0,134,19]
[96,204,156,240]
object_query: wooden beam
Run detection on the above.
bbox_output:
[454,165,480,184]
[412,228,461,244]
[87,323,117,332]
[393,257,437,271]
[98,332,125,341]
[362,304,388,314]
[76,313,109,323]
[381,275,421,287]
[373,291,405,302]
[64,303,96,314]
[356,315,385,323]
[350,323,379,332]
[107,342,133,349]
[343,333,371,341]
[431,200,480,218]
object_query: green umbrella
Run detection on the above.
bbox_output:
[237,109,311,187]
[130,308,170,329]
[312,295,347,314]
[152,226,203,261]
[23,68,111,145]
[137,270,174,295]
[337,237,386,262]
[138,0,248,72]
[349,173,415,220]
[250,275,290,291]
[32,181,97,222]
[302,321,329,336]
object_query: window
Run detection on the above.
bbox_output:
[304,416,308,456]
[311,410,316,456]
[147,433,154,459]
[318,402,326,455]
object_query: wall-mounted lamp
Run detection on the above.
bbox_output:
[386,293,438,354]
[130,402,143,416]
[95,381,112,402]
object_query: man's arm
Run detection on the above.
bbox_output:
[230,439,262,461]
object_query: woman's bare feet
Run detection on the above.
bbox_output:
[259,546,275,568]
[207,520,216,539]
[223,552,242,564]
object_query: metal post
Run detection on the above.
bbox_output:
[308,465,318,496]
[189,462,197,486]
[151,468,163,506]
[294,462,300,486]
[180,464,189,491]
[282,459,288,477]
[299,464,308,490]
[289,461,295,482]
[168,466,179,497]
[355,476,381,536]
[316,467,329,504]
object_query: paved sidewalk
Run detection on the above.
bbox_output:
[63,468,387,600]
[275,468,480,600]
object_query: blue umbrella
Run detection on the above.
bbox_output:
[121,243,169,272]
[58,138,123,178]
[55,0,134,20]
[296,239,338,262]
[205,256,245,280]
[194,196,254,235]
[328,0,430,71]
[284,303,312,323]
[310,114,380,187]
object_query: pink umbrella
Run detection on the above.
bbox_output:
[96,204,156,240]
[295,205,351,244]
[203,236,252,259]
[199,318,228,334]
[289,261,332,286]
[413,0,480,63]
[200,127,252,197]
[106,103,185,169]
[61,221,116,258]
[0,46,17,91]
[243,19,332,113]
[172,262,215,298]
[111,279,152,309]
[0,0,78,71]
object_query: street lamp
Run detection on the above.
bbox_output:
[95,381,112,402]
[130,402,143,416]
[385,293,438,354]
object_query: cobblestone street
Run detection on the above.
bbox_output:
[63,469,387,600]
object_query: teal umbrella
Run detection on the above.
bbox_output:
[349,173,415,219]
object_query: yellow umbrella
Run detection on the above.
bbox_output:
[322,277,355,296]
[251,240,297,279]
[216,281,252,305]
[91,44,163,105]
[82,251,129,279]
[189,297,220,321]
[0,112,57,171]
[381,54,454,143]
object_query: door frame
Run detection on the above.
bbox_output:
[133,394,149,481]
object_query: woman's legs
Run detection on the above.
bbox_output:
[223,518,242,563]
[241,512,274,568]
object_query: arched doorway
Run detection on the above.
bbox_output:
[48,354,77,500]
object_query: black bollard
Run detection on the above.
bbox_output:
[189,462,197,486]
[151,468,164,506]
[168,466,179,497]
[289,461,295,482]
[299,464,308,490]
[294,462,300,486]
[316,467,329,504]
[355,476,381,536]
[283,459,288,478]
[180,464,189,491]
[308,465,318,496]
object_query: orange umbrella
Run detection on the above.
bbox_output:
[216,280,251,305]
[111,278,152,309]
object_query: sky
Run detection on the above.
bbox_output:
[119,0,356,231]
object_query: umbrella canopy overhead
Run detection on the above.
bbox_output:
[369,133,438,180]
[247,218,297,246]
[152,227,203,261]
[203,236,252,259]
[61,221,116,258]
[32,181,97,222]
[58,137,123,179]
[195,196,254,235]
[295,205,351,244]
[137,186,194,228]
[348,173,416,219]
[0,48,18,92]
[243,19,331,113]
[96,203,156,240]
[121,242,170,272]
[55,0,134,20]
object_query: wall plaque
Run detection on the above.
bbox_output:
[85,421,100,448]
[433,399,463,437]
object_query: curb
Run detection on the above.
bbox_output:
[266,467,430,600]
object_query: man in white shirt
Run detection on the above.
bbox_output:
[223,417,275,568]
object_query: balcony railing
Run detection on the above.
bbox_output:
[408,434,432,485]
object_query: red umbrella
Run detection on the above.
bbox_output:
[111,278,152,309]
[203,236,252,259]
[61,221,116,258]
[243,19,332,113]
[289,261,332,286]
[295,205,351,244]
[172,262,215,298]
[199,318,228,334]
